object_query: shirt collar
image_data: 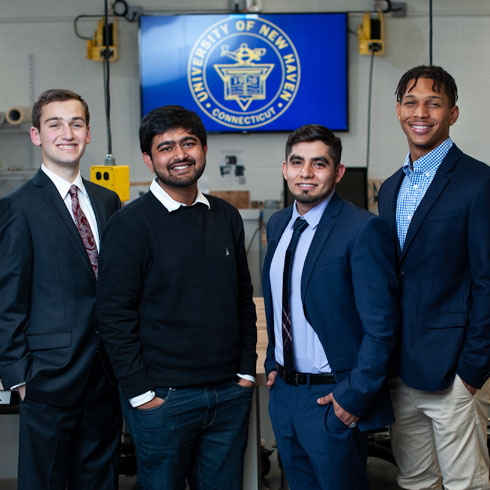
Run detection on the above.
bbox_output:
[291,191,334,230]
[149,178,210,212]
[41,164,87,199]
[402,138,453,177]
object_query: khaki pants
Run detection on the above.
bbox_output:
[389,376,490,490]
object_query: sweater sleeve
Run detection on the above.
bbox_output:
[96,209,154,399]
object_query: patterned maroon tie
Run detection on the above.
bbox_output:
[69,184,98,278]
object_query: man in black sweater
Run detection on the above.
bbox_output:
[96,105,257,490]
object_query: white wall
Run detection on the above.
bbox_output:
[1,0,490,203]
[1,0,490,480]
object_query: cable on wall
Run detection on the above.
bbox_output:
[429,0,433,64]
[74,14,111,40]
[365,51,375,175]
[103,0,113,161]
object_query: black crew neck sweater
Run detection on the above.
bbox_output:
[96,192,257,398]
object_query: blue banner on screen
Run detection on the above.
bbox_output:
[140,13,348,132]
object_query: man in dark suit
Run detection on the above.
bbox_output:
[378,65,490,490]
[0,89,122,490]
[263,124,399,490]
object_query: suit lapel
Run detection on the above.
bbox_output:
[33,169,95,278]
[264,209,292,279]
[385,170,404,258]
[263,207,293,347]
[300,194,342,300]
[400,145,461,261]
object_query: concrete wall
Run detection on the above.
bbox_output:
[1,0,490,201]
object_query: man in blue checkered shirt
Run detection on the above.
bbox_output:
[378,65,490,490]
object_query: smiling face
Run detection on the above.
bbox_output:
[143,127,207,202]
[396,77,459,162]
[283,140,345,215]
[30,99,90,175]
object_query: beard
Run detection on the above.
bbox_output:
[155,157,206,189]
[291,186,334,205]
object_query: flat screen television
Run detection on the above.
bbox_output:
[139,13,348,132]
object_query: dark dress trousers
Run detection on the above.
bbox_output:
[0,168,122,490]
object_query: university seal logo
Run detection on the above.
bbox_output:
[188,16,301,130]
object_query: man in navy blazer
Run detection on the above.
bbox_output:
[263,124,399,489]
[0,89,121,489]
[378,65,490,489]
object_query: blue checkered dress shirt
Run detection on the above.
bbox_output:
[396,138,453,249]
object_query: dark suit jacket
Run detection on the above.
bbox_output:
[0,168,120,406]
[263,193,399,431]
[378,144,490,391]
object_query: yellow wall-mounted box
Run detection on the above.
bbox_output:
[358,12,384,55]
[90,165,130,202]
[86,18,118,62]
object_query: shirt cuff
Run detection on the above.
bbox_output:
[237,373,255,383]
[129,390,155,407]
[10,382,26,390]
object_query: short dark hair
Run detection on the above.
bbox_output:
[139,105,207,155]
[285,124,342,166]
[395,65,458,107]
[32,89,90,130]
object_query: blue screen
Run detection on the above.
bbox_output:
[140,13,348,132]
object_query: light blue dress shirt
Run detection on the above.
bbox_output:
[396,138,453,249]
[270,194,333,374]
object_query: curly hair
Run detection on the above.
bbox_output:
[395,65,458,107]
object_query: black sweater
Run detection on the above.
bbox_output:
[96,192,257,399]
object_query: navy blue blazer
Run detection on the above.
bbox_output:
[378,144,490,391]
[263,193,400,431]
[0,169,120,406]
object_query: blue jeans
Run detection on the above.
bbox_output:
[121,380,253,490]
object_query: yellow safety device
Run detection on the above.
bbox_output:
[86,18,118,62]
[90,165,130,202]
[358,11,384,55]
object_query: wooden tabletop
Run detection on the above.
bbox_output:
[254,297,268,384]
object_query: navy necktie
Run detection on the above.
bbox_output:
[282,217,308,374]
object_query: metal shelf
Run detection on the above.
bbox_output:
[0,123,31,133]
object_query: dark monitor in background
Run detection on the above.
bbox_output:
[283,167,368,210]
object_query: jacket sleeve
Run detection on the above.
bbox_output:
[332,216,400,417]
[0,199,32,389]
[457,177,490,388]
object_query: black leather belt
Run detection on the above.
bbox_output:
[277,365,336,386]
